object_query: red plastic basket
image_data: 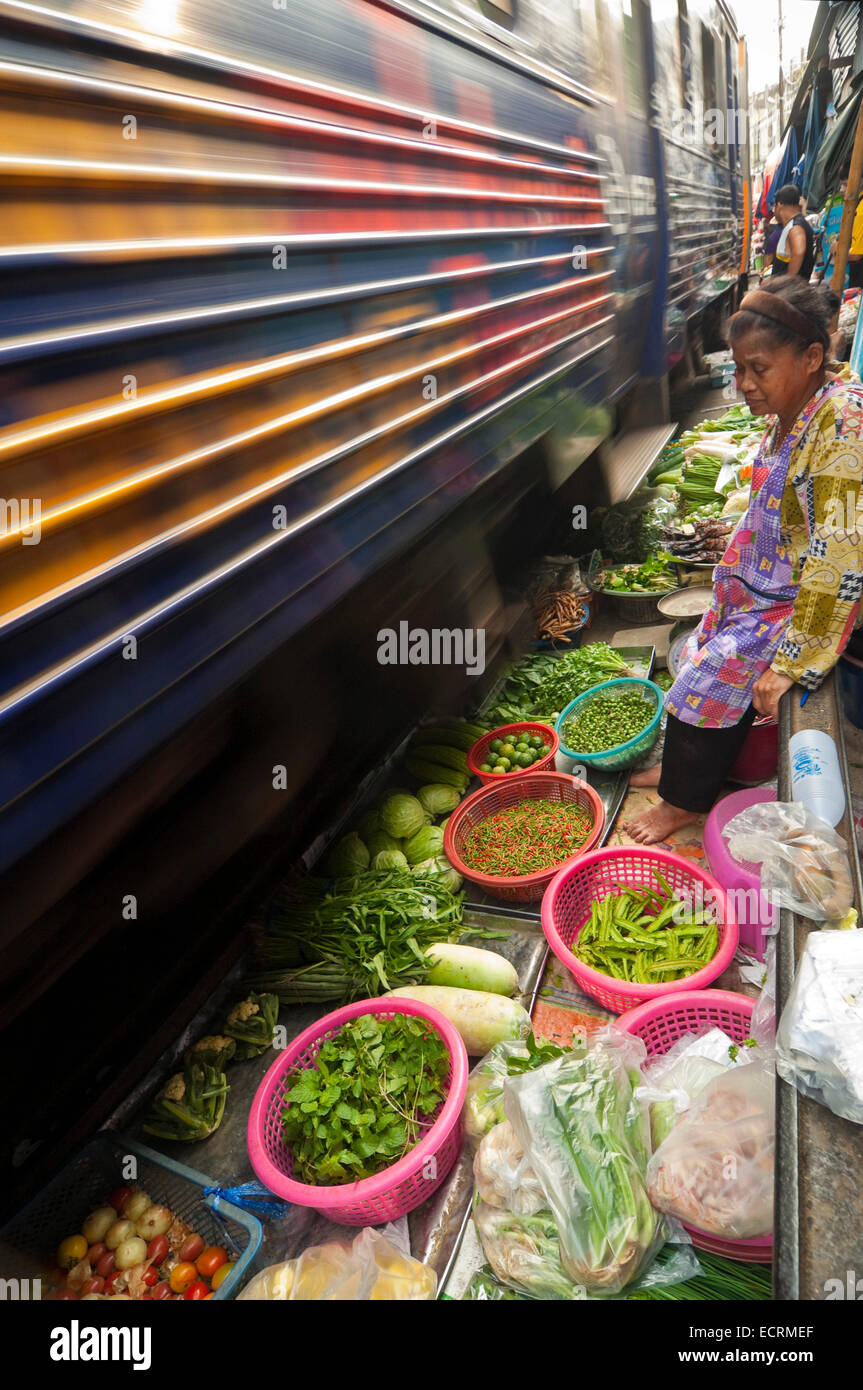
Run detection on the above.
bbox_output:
[443,772,605,904]
[466,722,558,785]
[541,845,738,1012]
[247,997,468,1226]
[617,990,772,1263]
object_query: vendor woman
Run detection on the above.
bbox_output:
[626,278,863,843]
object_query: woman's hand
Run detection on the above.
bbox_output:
[752,669,795,721]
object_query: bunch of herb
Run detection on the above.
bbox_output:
[281,1013,451,1184]
[486,643,638,724]
[249,870,466,1004]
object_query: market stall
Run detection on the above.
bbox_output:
[4,400,861,1307]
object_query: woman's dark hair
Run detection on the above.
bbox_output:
[727,277,831,357]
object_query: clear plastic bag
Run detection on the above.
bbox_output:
[473,1203,699,1302]
[723,801,854,922]
[236,1227,437,1301]
[472,1119,545,1216]
[646,1061,774,1239]
[504,1028,662,1294]
[636,1031,736,1149]
[776,929,863,1125]
[462,1041,532,1146]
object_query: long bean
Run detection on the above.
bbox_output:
[574,872,720,983]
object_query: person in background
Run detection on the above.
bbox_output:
[771,184,815,280]
[759,217,781,281]
[846,181,863,289]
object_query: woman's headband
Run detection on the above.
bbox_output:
[732,289,821,344]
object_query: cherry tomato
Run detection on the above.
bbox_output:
[87,1243,107,1266]
[183,1280,210,1301]
[147,1235,169,1266]
[150,1282,172,1301]
[169,1262,197,1294]
[178,1234,204,1265]
[141,1294,153,1300]
[79,1277,105,1297]
[211,1261,235,1291]
[196,1246,227,1280]
[103,1271,120,1294]
[52,1290,78,1300]
[95,1252,115,1280]
[57,1235,88,1269]
[141,1267,159,1287]
[109,1187,131,1213]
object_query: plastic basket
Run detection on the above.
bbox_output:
[617,989,772,1263]
[541,845,738,1013]
[466,722,558,785]
[556,678,664,772]
[247,997,468,1226]
[443,771,605,904]
[0,1134,262,1298]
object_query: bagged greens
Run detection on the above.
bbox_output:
[504,1029,661,1294]
[473,1120,545,1216]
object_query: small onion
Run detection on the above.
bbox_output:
[81,1207,117,1245]
[105,1219,134,1251]
[135,1205,172,1241]
[114,1237,148,1271]
[120,1189,151,1223]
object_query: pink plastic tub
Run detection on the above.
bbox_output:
[247,997,468,1226]
[618,989,772,1263]
[541,845,738,1014]
[703,786,776,961]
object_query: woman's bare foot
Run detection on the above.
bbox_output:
[624,800,698,844]
[629,765,662,788]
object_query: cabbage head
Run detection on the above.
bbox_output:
[371,849,409,872]
[326,832,370,877]
[365,829,401,857]
[417,784,461,817]
[403,825,445,865]
[380,793,426,840]
[413,855,463,891]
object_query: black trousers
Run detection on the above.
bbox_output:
[658,705,757,814]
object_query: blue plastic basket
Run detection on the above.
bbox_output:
[556,678,664,771]
[0,1134,262,1300]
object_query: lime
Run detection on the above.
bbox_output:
[480,763,492,772]
[497,758,511,770]
[500,743,516,758]
[490,738,502,752]
[491,766,506,775]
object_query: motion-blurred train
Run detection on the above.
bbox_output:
[0,0,748,1199]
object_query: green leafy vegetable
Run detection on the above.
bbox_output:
[327,832,370,878]
[142,1060,229,1142]
[379,793,427,840]
[281,1012,450,1184]
[486,643,638,725]
[250,870,465,1003]
[224,992,280,1058]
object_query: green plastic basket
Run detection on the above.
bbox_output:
[556,678,664,771]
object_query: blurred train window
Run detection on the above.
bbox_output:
[677,0,692,109]
[570,0,614,97]
[622,0,649,115]
[476,0,516,29]
[700,22,717,111]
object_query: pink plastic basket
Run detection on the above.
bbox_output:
[618,989,772,1263]
[247,997,468,1226]
[541,845,738,1013]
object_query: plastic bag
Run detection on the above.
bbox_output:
[723,801,854,922]
[473,1119,545,1216]
[636,1031,737,1148]
[236,1227,436,1300]
[462,1041,531,1146]
[647,1061,774,1239]
[504,1028,662,1294]
[473,1203,698,1302]
[776,929,863,1125]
